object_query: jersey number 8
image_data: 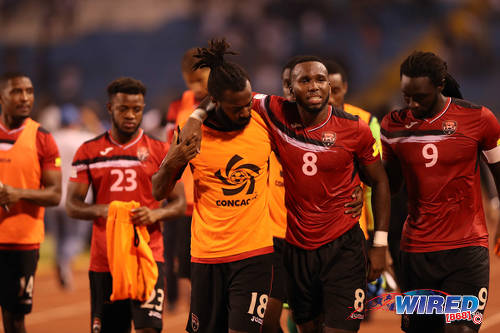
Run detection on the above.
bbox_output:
[302,152,318,176]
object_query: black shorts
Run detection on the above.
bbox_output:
[270,237,287,303]
[89,262,165,333]
[187,253,273,333]
[283,224,367,331]
[0,249,39,314]
[399,246,489,332]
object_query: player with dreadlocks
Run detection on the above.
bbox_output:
[155,38,389,333]
[381,51,500,333]
[153,39,276,333]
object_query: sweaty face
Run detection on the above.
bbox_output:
[281,68,293,101]
[291,61,330,114]
[216,80,253,130]
[182,68,210,101]
[108,93,144,138]
[0,76,34,120]
[401,75,442,119]
[327,73,347,108]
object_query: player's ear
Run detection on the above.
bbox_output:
[289,86,294,97]
[106,102,112,114]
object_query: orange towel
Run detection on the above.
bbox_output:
[106,200,158,302]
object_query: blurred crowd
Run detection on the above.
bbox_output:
[0,0,499,126]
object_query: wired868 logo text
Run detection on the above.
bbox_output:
[362,289,487,325]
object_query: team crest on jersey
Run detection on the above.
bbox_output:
[136,146,149,161]
[442,120,457,135]
[215,154,260,196]
[322,131,336,147]
[191,313,199,332]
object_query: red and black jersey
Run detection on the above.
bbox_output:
[252,94,379,250]
[381,98,500,252]
[0,119,60,171]
[69,129,168,272]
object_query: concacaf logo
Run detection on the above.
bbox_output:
[215,154,260,196]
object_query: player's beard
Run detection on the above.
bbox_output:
[112,115,142,139]
[3,113,30,130]
[296,91,329,114]
[11,114,29,124]
[214,108,251,131]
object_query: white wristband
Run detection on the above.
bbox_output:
[189,108,208,122]
[373,231,388,247]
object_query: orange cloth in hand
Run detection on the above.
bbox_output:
[495,237,500,257]
[106,200,158,302]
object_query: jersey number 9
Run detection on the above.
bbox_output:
[422,144,438,168]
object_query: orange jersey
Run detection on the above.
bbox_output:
[268,151,286,239]
[106,201,158,302]
[0,119,55,246]
[188,111,274,262]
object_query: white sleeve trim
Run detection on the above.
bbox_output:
[483,145,500,164]
[253,93,267,100]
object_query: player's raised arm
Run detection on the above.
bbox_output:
[152,51,219,201]
[177,96,214,146]
[152,132,198,201]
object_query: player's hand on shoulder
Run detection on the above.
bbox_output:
[344,185,363,218]
[197,96,215,112]
[130,206,158,226]
[367,246,387,282]
[163,131,198,169]
[0,183,22,206]
[178,121,202,154]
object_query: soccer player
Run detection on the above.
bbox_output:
[381,51,500,333]
[171,39,390,333]
[254,56,389,333]
[276,57,364,332]
[0,72,62,333]
[65,77,186,333]
[153,41,277,333]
